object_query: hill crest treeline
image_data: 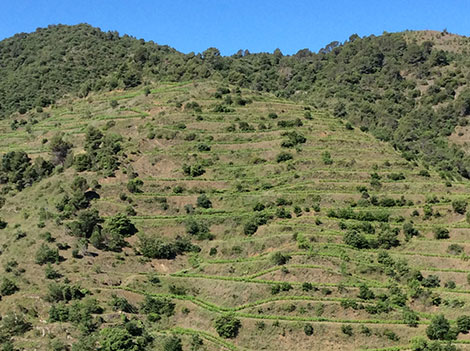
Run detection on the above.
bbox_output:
[1,23,470,177]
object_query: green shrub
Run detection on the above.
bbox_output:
[164,336,183,351]
[0,277,19,296]
[456,315,470,334]
[45,263,62,279]
[99,327,137,351]
[140,295,175,316]
[304,324,314,336]
[182,164,205,177]
[196,194,212,209]
[45,282,87,303]
[357,284,375,300]
[35,244,60,265]
[344,230,369,249]
[185,218,213,240]
[322,151,333,165]
[268,112,278,119]
[276,152,293,163]
[422,275,441,288]
[138,234,199,259]
[426,314,455,340]
[341,324,353,336]
[452,199,467,214]
[214,314,242,338]
[403,309,419,327]
[127,179,143,193]
[434,227,450,240]
[271,252,291,265]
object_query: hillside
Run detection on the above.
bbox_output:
[0,81,470,350]
[2,25,470,179]
[1,25,470,351]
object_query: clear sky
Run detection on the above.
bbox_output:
[1,0,469,55]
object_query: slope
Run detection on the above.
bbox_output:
[1,82,470,350]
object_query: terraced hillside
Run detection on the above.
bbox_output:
[1,81,470,350]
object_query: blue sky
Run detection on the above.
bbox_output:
[1,1,469,55]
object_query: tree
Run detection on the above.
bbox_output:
[127,179,143,193]
[456,315,470,334]
[434,228,450,240]
[140,295,175,316]
[196,194,212,209]
[49,134,72,165]
[185,218,212,240]
[163,337,183,351]
[214,314,241,338]
[276,152,293,163]
[452,199,467,214]
[426,314,454,340]
[35,244,60,265]
[0,277,19,296]
[344,230,369,249]
[403,309,419,327]
[91,213,137,251]
[357,284,375,300]
[99,327,136,351]
[67,209,102,238]
[71,176,89,192]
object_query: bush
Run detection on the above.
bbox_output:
[182,164,205,177]
[276,152,293,163]
[434,227,450,240]
[196,194,212,209]
[344,230,369,249]
[387,172,406,181]
[164,336,183,351]
[281,131,307,148]
[214,314,242,338]
[127,179,143,193]
[109,294,137,313]
[99,327,137,351]
[426,314,455,340]
[418,169,431,177]
[243,220,259,235]
[456,315,470,334]
[140,295,175,316]
[447,243,464,255]
[67,209,103,238]
[304,324,314,336]
[45,282,87,303]
[271,252,291,265]
[138,234,199,259]
[403,222,419,239]
[0,312,32,336]
[35,244,60,265]
[197,143,211,152]
[45,263,62,279]
[0,277,19,296]
[322,151,333,165]
[185,218,213,240]
[276,207,292,219]
[341,324,353,336]
[422,275,441,288]
[357,284,375,300]
[403,309,419,327]
[452,199,467,214]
